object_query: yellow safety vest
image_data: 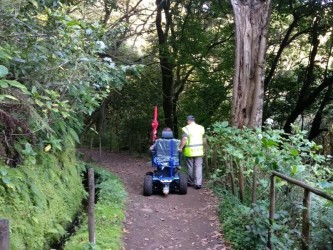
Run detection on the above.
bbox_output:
[182,123,205,157]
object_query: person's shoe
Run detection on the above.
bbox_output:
[194,185,201,190]
[187,183,194,187]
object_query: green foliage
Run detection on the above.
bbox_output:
[64,165,127,250]
[216,190,254,250]
[208,122,333,249]
[81,64,163,152]
[0,144,86,249]
[0,2,136,164]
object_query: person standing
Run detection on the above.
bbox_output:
[178,115,205,189]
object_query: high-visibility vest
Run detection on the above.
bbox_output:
[182,123,205,157]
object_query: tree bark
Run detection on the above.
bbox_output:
[231,0,272,128]
[156,0,174,129]
[308,85,332,140]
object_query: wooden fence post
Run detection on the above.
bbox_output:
[238,163,244,202]
[252,165,257,204]
[88,168,95,244]
[204,144,209,175]
[267,171,333,249]
[267,174,276,249]
[302,189,311,250]
[98,135,102,163]
[229,158,236,196]
[224,153,229,190]
[0,219,9,250]
[211,146,217,170]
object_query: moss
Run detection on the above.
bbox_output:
[0,147,86,249]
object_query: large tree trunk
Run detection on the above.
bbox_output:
[156,0,174,129]
[231,0,272,128]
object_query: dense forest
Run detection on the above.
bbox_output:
[0,0,333,249]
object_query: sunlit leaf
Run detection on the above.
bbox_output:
[0,94,18,101]
[44,144,52,152]
[0,65,8,78]
[37,14,48,21]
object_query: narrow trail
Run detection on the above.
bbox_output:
[82,149,231,250]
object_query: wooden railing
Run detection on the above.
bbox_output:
[267,171,333,250]
[0,219,9,250]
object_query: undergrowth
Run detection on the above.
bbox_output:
[207,122,333,249]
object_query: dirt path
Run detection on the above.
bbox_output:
[82,149,230,250]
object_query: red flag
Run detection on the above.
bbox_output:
[151,106,159,142]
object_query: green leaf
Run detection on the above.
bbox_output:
[291,165,297,175]
[1,177,11,184]
[35,99,43,107]
[0,80,9,88]
[0,169,8,176]
[0,65,8,78]
[66,20,81,27]
[289,148,299,157]
[0,94,18,101]
[7,80,27,91]
[31,216,39,224]
[68,128,80,143]
[262,138,278,148]
[47,228,60,234]
[298,165,305,172]
[0,48,12,60]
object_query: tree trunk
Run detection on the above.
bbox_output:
[308,85,331,140]
[156,0,174,129]
[231,0,272,128]
[283,17,333,135]
[283,17,333,139]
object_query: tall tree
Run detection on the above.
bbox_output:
[231,0,272,128]
[155,0,175,130]
[263,0,333,139]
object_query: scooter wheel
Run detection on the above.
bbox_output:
[143,175,153,196]
[179,172,188,195]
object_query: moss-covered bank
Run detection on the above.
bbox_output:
[0,146,86,249]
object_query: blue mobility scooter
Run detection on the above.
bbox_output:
[143,130,188,196]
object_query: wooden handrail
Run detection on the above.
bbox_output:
[267,171,333,250]
[271,171,333,202]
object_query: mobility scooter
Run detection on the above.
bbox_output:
[143,130,188,196]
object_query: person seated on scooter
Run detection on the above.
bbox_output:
[149,127,172,151]
[150,128,180,168]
